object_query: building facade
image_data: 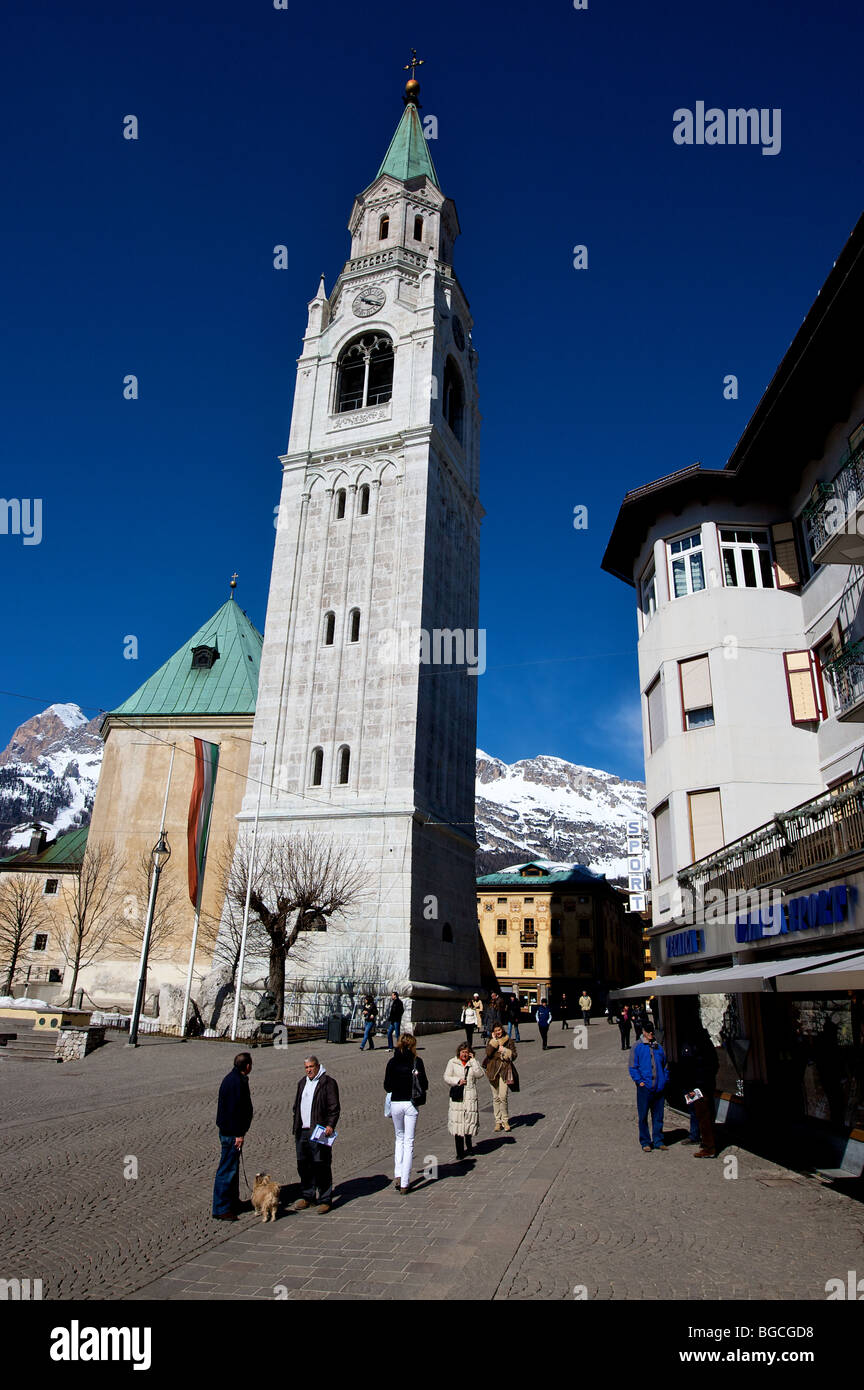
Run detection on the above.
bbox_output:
[603,213,864,1154]
[476,860,644,1010]
[235,76,482,1024]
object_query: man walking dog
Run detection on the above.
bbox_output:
[292,1055,340,1214]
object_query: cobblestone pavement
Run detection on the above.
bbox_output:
[3,1024,863,1301]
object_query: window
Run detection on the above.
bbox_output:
[191,644,219,670]
[668,531,705,598]
[497,919,507,936]
[641,562,657,625]
[359,484,370,515]
[784,650,823,723]
[335,489,346,519]
[413,215,424,240]
[579,953,593,972]
[337,745,350,785]
[523,918,536,934]
[496,952,507,969]
[323,611,336,645]
[378,215,389,239]
[815,634,839,717]
[524,896,534,904]
[442,922,453,942]
[646,674,666,753]
[679,655,714,730]
[551,918,562,937]
[720,528,775,589]
[653,801,673,882]
[688,789,724,863]
[336,333,394,413]
[348,608,360,643]
[310,747,324,787]
[523,953,535,970]
[443,358,465,444]
[771,522,800,589]
[43,878,59,896]
[497,897,506,903]
[33,933,48,952]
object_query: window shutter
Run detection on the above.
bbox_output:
[653,802,673,882]
[680,655,712,713]
[771,522,800,589]
[646,676,665,753]
[688,789,724,862]
[784,650,819,722]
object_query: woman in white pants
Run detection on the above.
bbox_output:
[383,1033,428,1193]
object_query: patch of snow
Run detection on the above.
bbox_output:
[0,995,51,1008]
[48,703,88,729]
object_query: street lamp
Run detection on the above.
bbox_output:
[128,831,171,1047]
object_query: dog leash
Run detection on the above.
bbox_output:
[238,1146,252,1199]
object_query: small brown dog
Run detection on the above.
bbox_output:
[251,1173,281,1223]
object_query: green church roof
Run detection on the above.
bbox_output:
[376,102,439,187]
[0,825,89,869]
[110,600,263,720]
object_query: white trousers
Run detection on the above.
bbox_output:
[391,1100,419,1189]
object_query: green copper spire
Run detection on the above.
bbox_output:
[376,67,439,187]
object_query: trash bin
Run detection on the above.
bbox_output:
[327,1013,348,1044]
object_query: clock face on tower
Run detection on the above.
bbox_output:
[352,286,386,318]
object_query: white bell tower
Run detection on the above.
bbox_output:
[242,68,483,1025]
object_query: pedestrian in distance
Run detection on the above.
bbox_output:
[486,992,506,1034]
[213,1052,253,1221]
[460,997,478,1049]
[507,990,522,1043]
[484,1024,517,1133]
[618,1004,632,1051]
[359,994,378,1050]
[679,1029,720,1158]
[536,998,552,1050]
[386,991,404,1051]
[473,993,486,1040]
[384,1033,428,1193]
[560,993,569,1029]
[628,1024,670,1152]
[579,990,592,1026]
[444,1043,485,1161]
[632,1004,645,1040]
[291,1055,340,1214]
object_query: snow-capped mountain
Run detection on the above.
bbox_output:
[0,704,103,852]
[475,750,646,881]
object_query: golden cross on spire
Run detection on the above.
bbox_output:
[230,572,238,599]
[404,49,424,80]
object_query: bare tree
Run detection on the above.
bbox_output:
[223,830,368,1023]
[56,844,125,1005]
[0,874,48,995]
[196,839,270,983]
[114,855,185,961]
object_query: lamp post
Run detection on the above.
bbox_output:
[128,746,175,1047]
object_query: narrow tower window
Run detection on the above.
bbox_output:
[413,215,424,240]
[337,745,351,785]
[443,358,465,444]
[335,488,346,519]
[359,484,370,515]
[310,747,324,787]
[348,608,360,642]
[323,611,336,645]
[379,215,389,240]
[336,334,394,413]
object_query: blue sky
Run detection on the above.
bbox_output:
[2,0,862,782]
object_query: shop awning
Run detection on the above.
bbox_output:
[610,949,864,999]
[775,950,864,992]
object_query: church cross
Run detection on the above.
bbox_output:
[404,49,424,80]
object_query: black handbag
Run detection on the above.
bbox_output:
[450,1065,468,1102]
[411,1063,426,1106]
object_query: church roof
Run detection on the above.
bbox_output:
[110,600,263,720]
[0,826,89,870]
[476,861,607,888]
[376,101,439,187]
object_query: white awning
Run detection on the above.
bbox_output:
[610,949,864,998]
[776,951,864,992]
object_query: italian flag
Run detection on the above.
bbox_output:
[187,739,219,908]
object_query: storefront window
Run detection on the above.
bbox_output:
[773,995,864,1129]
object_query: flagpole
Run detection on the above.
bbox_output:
[231,747,265,1042]
[180,744,219,1041]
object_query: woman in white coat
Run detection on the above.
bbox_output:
[443,1044,486,1161]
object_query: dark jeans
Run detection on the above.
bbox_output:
[455,1134,474,1160]
[507,1021,521,1041]
[619,1023,631,1050]
[360,1021,376,1049]
[561,1016,568,1029]
[464,1025,474,1048]
[582,1011,591,1026]
[538,1024,549,1050]
[636,1088,665,1148]
[296,1127,333,1203]
[213,1133,241,1215]
[387,1021,401,1049]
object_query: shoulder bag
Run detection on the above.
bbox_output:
[411,1063,426,1106]
[450,1064,468,1102]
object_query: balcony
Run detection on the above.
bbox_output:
[803,440,864,565]
[519,932,538,948]
[822,642,864,721]
[677,773,864,901]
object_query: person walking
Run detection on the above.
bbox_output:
[460,998,478,1049]
[536,998,552,1050]
[359,994,378,1050]
[443,1043,485,1161]
[628,1023,669,1152]
[486,992,506,1034]
[484,1024,517,1133]
[579,990,592,1026]
[473,993,486,1041]
[560,993,569,1030]
[213,1052,253,1221]
[384,1033,428,1193]
[386,991,404,1050]
[632,1003,645,1040]
[507,991,522,1043]
[618,1004,632,1051]
[679,1029,720,1158]
[291,1055,340,1213]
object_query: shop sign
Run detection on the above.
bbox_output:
[665,928,706,959]
[735,883,851,944]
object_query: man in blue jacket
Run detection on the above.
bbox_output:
[213,1052,253,1219]
[628,1024,669,1152]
